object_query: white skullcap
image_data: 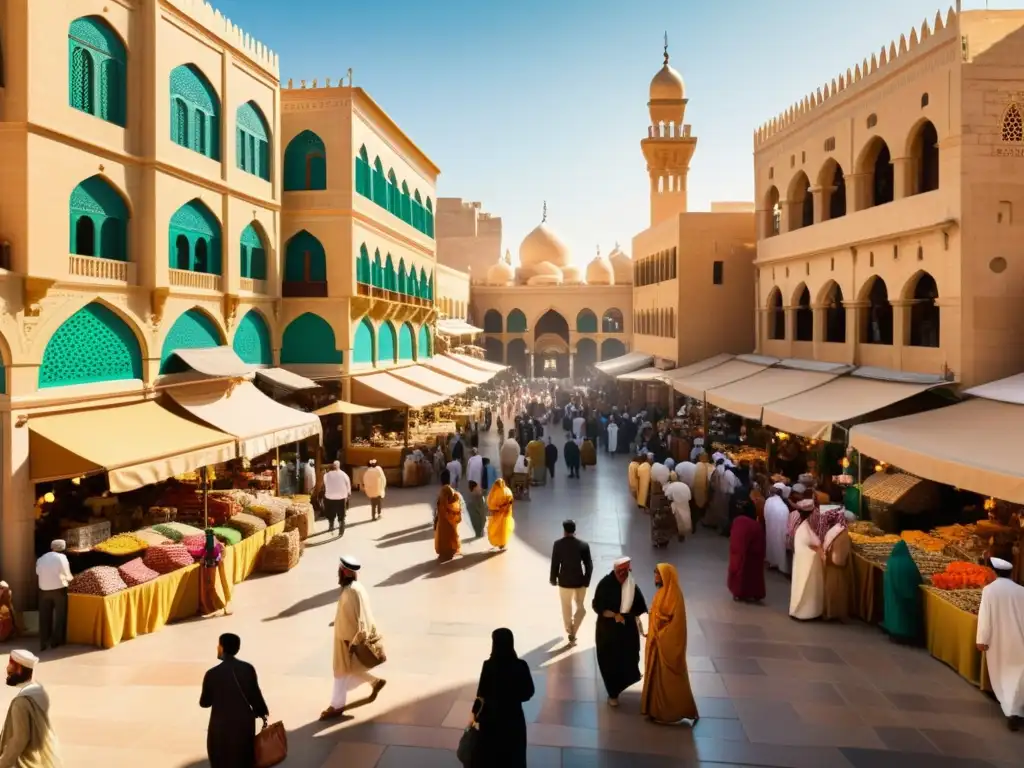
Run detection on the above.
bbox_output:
[796,499,815,512]
[990,557,1013,572]
[792,484,807,494]
[711,452,724,463]
[724,459,736,468]
[10,650,38,669]
[612,556,631,568]
[368,459,378,466]
[0,581,8,589]
[51,540,66,552]
[339,555,362,571]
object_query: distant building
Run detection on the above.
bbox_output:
[435,198,502,276]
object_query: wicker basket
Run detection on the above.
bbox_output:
[261,529,301,573]
[284,506,312,540]
[861,472,940,533]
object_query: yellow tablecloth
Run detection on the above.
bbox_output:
[67,563,200,649]
[226,521,286,585]
[921,586,992,692]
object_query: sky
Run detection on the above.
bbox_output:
[212,0,1008,267]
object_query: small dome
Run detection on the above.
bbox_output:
[586,256,615,285]
[528,260,564,279]
[562,265,583,284]
[650,61,685,102]
[608,245,633,284]
[519,221,571,269]
[486,259,515,285]
[527,273,563,287]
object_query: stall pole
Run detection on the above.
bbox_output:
[702,395,709,440]
[201,466,209,529]
[273,446,280,496]
[315,439,323,488]
[404,408,410,447]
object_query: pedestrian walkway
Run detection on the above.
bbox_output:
[1,430,1014,767]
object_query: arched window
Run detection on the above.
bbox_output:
[356,244,371,286]
[860,138,894,207]
[355,146,371,197]
[911,121,939,195]
[862,277,893,345]
[283,230,327,297]
[398,323,415,360]
[383,253,397,292]
[372,158,387,208]
[160,308,223,373]
[236,101,270,181]
[353,317,375,365]
[794,286,813,341]
[283,130,326,191]
[69,175,128,261]
[423,268,432,301]
[767,289,785,340]
[425,197,434,238]
[397,258,407,295]
[818,161,846,221]
[483,310,502,333]
[372,251,383,288]
[418,324,432,358]
[386,170,398,216]
[169,64,220,159]
[763,186,780,237]
[406,267,418,298]
[600,338,626,361]
[232,310,272,365]
[400,181,412,224]
[823,282,846,343]
[168,199,221,274]
[602,308,624,333]
[281,313,343,364]
[379,321,398,363]
[412,190,424,232]
[507,309,527,333]
[1001,103,1023,143]
[576,309,598,333]
[39,302,142,387]
[239,223,267,280]
[788,172,813,230]
[68,17,126,126]
[908,272,940,348]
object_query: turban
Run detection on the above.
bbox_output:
[339,555,362,571]
[991,557,1013,571]
[10,650,38,669]
[51,540,66,552]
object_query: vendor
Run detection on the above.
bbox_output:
[977,557,1024,731]
[35,540,72,652]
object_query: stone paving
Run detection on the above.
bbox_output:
[0,430,1017,767]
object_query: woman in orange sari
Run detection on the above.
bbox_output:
[641,563,699,725]
[486,478,515,552]
[435,485,463,561]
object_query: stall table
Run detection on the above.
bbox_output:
[921,586,992,693]
[852,552,885,625]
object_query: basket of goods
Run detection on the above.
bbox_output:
[132,529,174,547]
[147,507,177,525]
[225,512,267,539]
[248,503,286,527]
[204,494,244,526]
[861,472,941,533]
[289,494,311,504]
[900,530,947,553]
[930,561,996,590]
[117,558,161,587]
[848,520,886,537]
[907,549,954,576]
[211,526,243,546]
[849,532,900,546]
[143,543,195,574]
[93,533,150,557]
[284,505,313,540]
[931,524,977,544]
[923,585,983,615]
[261,529,301,573]
[69,566,128,597]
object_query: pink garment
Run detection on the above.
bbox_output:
[786,510,802,550]
[809,507,846,541]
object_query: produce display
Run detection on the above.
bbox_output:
[249,503,286,527]
[160,522,205,539]
[69,566,128,597]
[852,541,898,565]
[152,524,185,542]
[900,530,947,553]
[182,534,222,561]
[908,550,955,577]
[931,524,977,543]
[143,544,194,574]
[849,532,900,545]
[132,529,173,547]
[848,521,886,537]
[284,505,313,540]
[261,529,301,573]
[118,558,161,587]
[930,562,997,590]
[225,512,267,538]
[211,526,242,546]
[923,585,983,615]
[93,533,149,557]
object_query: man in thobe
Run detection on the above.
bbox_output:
[466,448,483,489]
[35,541,71,652]
[592,557,648,707]
[303,458,317,494]
[572,412,586,441]
[977,557,1024,731]
[500,431,520,481]
[0,650,61,767]
[199,633,268,768]
[607,419,619,455]
[322,556,387,720]
[663,474,693,541]
[445,456,463,488]
[362,459,386,521]
[323,461,351,536]
[764,483,792,574]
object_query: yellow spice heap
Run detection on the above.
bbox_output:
[900,530,947,553]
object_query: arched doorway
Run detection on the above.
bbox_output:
[766,288,785,340]
[484,337,503,363]
[859,137,894,207]
[534,309,569,379]
[910,121,939,195]
[576,309,597,333]
[575,338,597,378]
[602,308,624,333]
[907,271,940,347]
[506,338,528,377]
[600,338,626,361]
[787,172,813,230]
[794,285,813,342]
[861,276,893,345]
[818,160,846,221]
[821,282,846,343]
[483,309,502,333]
[763,186,781,237]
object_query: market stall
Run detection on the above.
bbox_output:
[593,351,654,377]
[423,354,495,386]
[447,352,506,373]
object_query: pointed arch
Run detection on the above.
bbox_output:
[397,258,407,295]
[793,283,813,341]
[398,322,415,360]
[372,157,387,208]
[39,301,143,387]
[386,169,399,216]
[763,185,781,237]
[905,270,940,348]
[576,338,597,373]
[856,136,894,207]
[484,337,504,365]
[417,324,432,358]
[69,16,126,126]
[355,145,371,197]
[169,64,220,159]
[506,309,527,333]
[406,265,419,298]
[379,321,398,363]
[820,280,846,343]
[424,268,433,300]
[159,307,224,373]
[817,159,847,221]
[281,312,342,364]
[767,287,785,340]
[425,196,434,237]
[283,230,327,297]
[383,253,397,292]
[70,175,129,261]
[283,130,326,191]
[236,100,271,180]
[860,275,893,345]
[576,309,597,333]
[506,338,527,376]
[372,250,383,288]
[353,317,375,365]
[169,198,221,274]
[400,181,412,224]
[787,171,813,230]
[412,189,425,232]
[1001,102,1023,143]
[239,222,268,280]
[483,310,502,333]
[232,309,272,365]
[600,338,626,361]
[908,119,939,195]
[602,308,624,333]
[357,244,371,286]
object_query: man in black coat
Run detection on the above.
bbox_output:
[550,519,593,644]
[563,438,581,479]
[544,437,558,479]
[592,557,648,707]
[200,633,270,768]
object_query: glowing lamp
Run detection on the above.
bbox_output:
[874,464,884,473]
[43,492,55,503]
[71,477,81,486]
[840,458,850,469]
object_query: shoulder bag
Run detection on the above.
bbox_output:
[456,696,483,766]
[232,666,287,768]
[350,625,387,669]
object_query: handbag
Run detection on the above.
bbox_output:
[456,697,483,766]
[350,626,387,669]
[232,667,287,767]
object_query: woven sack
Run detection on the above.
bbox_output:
[69,566,127,597]
[261,530,300,573]
[118,558,160,587]
[211,526,242,546]
[143,543,194,574]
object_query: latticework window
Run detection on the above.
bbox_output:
[1001,103,1023,143]
[71,47,94,113]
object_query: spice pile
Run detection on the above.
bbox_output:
[900,530,947,553]
[923,585,983,615]
[930,562,996,590]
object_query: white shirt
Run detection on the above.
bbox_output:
[36,551,72,591]
[978,576,1024,717]
[572,417,585,439]
[466,455,484,487]
[514,455,528,474]
[663,481,692,506]
[362,465,386,499]
[446,460,462,484]
[323,468,352,500]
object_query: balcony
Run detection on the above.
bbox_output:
[169,269,222,291]
[282,281,328,298]
[356,282,431,307]
[240,277,267,294]
[68,254,136,284]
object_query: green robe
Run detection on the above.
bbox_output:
[880,540,923,642]
[466,492,487,538]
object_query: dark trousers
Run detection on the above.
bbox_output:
[370,497,383,518]
[39,587,67,650]
[325,498,347,536]
[547,464,555,478]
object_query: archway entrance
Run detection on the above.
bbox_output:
[534,309,569,380]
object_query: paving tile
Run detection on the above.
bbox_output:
[694,697,739,720]
[798,645,846,664]
[884,692,998,719]
[374,745,459,768]
[711,657,764,675]
[840,747,1000,768]
[690,716,748,742]
[320,741,387,768]
[875,727,941,753]
[722,674,844,705]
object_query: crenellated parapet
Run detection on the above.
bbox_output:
[753,6,960,150]
[283,77,353,90]
[164,0,279,75]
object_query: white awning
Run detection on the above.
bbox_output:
[314,400,384,416]
[255,368,320,392]
[446,353,506,373]
[388,365,468,397]
[167,380,322,458]
[617,367,666,381]
[423,355,495,385]
[964,372,1024,405]
[705,368,838,421]
[655,354,735,383]
[594,352,653,376]
[671,359,769,400]
[165,346,255,378]
[350,372,450,409]
[437,319,484,336]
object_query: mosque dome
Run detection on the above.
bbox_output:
[586,255,615,286]
[608,244,633,285]
[527,260,564,280]
[650,61,685,102]
[486,256,515,285]
[527,273,563,287]
[519,203,572,269]
[562,265,583,284]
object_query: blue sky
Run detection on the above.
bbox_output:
[213,0,1003,267]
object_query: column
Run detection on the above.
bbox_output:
[4,412,36,608]
[809,186,825,224]
[934,297,960,379]
[891,299,913,370]
[784,305,796,347]
[528,352,535,380]
[843,300,869,365]
[844,172,869,212]
[892,157,912,200]
[810,304,827,360]
[568,353,575,381]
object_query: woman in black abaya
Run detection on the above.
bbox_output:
[471,628,535,767]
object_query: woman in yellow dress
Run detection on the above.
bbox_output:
[486,478,515,551]
[628,455,641,497]
[641,563,699,725]
[636,455,653,509]
[435,485,463,562]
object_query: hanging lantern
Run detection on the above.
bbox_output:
[874,464,884,473]
[840,457,850,469]
[71,477,81,486]
[43,491,55,504]
[984,497,997,512]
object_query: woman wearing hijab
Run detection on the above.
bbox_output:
[728,493,766,603]
[881,540,924,644]
[471,628,535,768]
[642,564,699,725]
[821,514,853,621]
[486,479,515,552]
[789,500,824,620]
[435,484,464,561]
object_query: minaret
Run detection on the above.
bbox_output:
[641,34,697,226]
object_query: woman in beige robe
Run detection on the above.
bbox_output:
[689,454,713,527]
[822,522,853,622]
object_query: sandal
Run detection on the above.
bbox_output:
[319,706,345,721]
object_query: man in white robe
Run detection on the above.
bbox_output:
[303,459,316,494]
[572,414,586,441]
[0,650,61,767]
[764,483,792,574]
[499,433,521,480]
[789,500,824,620]
[322,557,386,720]
[663,477,693,540]
[606,421,619,454]
[977,557,1024,730]
[466,449,483,488]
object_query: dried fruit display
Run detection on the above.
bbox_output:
[930,561,996,590]
[69,566,128,596]
[923,585,983,615]
[930,524,977,543]
[117,558,160,587]
[132,529,173,547]
[849,521,885,537]
[152,524,184,542]
[908,551,954,576]
[249,504,286,526]
[900,530,947,553]
[93,533,149,557]
[850,532,900,545]
[143,544,194,574]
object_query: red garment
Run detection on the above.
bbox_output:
[728,515,767,601]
